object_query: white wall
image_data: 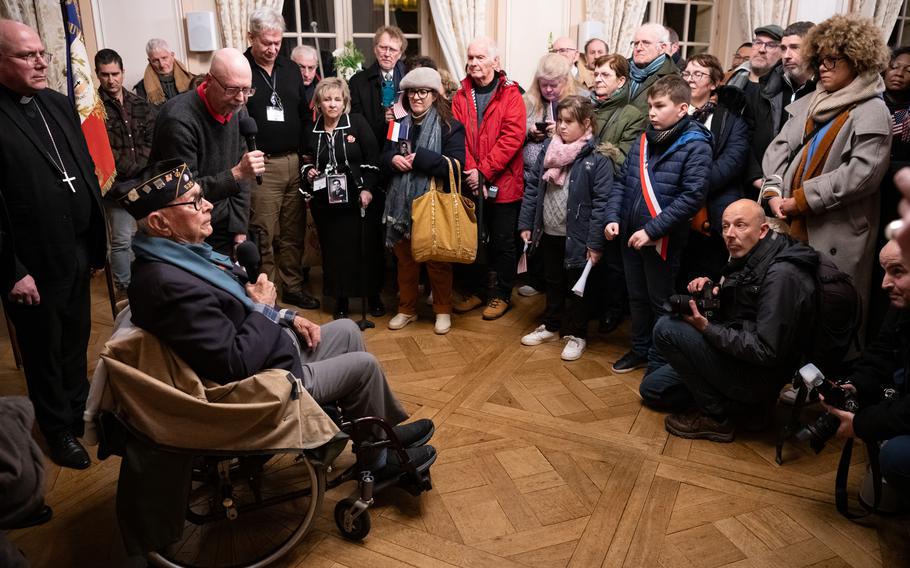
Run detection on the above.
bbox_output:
[91,0,190,90]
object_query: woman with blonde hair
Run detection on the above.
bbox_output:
[761,14,892,342]
[301,77,383,319]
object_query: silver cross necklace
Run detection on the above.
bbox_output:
[31,100,77,192]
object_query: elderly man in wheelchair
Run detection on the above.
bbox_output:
[87,160,435,567]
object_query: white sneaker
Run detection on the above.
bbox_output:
[518,285,541,297]
[521,325,559,346]
[434,314,451,335]
[388,313,417,330]
[561,336,586,361]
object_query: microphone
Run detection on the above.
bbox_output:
[236,241,261,284]
[239,117,262,185]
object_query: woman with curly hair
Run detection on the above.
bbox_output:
[760,14,892,341]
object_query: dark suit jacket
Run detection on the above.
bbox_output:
[349,61,406,150]
[0,88,106,292]
[129,258,302,384]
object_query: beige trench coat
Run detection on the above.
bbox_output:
[761,93,892,320]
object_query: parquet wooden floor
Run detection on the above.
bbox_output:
[2,273,909,568]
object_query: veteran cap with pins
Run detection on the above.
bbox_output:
[112,159,197,220]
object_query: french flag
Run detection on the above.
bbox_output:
[386,118,410,142]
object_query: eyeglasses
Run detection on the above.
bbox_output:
[376,45,401,55]
[209,74,256,97]
[551,48,577,54]
[752,39,781,50]
[158,190,206,212]
[816,56,844,71]
[681,70,710,80]
[1,50,52,66]
[406,88,432,99]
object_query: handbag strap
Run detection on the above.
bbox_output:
[442,156,462,196]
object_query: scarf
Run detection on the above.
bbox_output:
[132,232,254,310]
[383,106,443,247]
[142,59,195,105]
[629,55,668,98]
[645,116,690,148]
[542,132,592,186]
[690,101,716,124]
[805,72,884,123]
[786,106,854,242]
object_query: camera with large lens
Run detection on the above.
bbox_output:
[794,363,859,453]
[667,281,721,319]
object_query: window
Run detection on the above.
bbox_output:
[644,0,715,59]
[281,0,425,71]
[889,1,910,47]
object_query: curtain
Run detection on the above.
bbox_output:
[0,0,66,93]
[740,0,793,46]
[586,0,649,57]
[428,0,486,76]
[857,0,903,40]
[215,0,284,51]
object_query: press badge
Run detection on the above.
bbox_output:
[266,105,285,122]
[313,174,327,192]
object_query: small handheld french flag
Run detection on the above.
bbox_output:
[387,117,411,142]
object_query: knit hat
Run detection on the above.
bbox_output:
[753,24,784,41]
[399,67,444,95]
[113,159,196,220]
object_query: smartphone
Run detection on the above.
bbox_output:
[535,121,549,133]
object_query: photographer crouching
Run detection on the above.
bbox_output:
[821,239,910,511]
[640,199,819,441]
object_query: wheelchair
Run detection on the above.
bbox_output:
[96,408,433,568]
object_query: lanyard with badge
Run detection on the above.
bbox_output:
[258,69,284,122]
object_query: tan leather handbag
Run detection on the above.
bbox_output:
[410,157,477,264]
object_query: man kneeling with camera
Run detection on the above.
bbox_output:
[821,239,910,510]
[640,199,819,441]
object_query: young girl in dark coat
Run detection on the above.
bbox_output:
[518,96,614,361]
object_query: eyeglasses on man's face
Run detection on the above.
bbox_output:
[752,39,780,50]
[551,48,576,55]
[210,74,256,97]
[159,190,206,211]
[2,50,52,66]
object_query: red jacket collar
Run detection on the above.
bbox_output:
[196,80,233,124]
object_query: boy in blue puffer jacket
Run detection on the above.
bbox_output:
[604,75,712,375]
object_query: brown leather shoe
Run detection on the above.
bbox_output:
[664,411,735,443]
[453,294,483,313]
[481,298,510,320]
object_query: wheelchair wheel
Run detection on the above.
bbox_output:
[334,498,371,541]
[149,452,325,568]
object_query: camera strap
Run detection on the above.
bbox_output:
[834,437,882,519]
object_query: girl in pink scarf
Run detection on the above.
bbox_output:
[517,95,614,362]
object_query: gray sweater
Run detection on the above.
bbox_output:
[150,90,251,249]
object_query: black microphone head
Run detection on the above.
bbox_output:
[236,240,261,281]
[239,117,258,137]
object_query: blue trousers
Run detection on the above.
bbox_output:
[880,435,910,497]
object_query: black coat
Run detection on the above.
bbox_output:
[0,87,106,291]
[851,307,910,442]
[349,61,406,151]
[301,113,382,297]
[705,90,751,233]
[129,258,301,384]
[379,118,467,188]
[703,232,818,378]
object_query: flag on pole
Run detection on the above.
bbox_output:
[63,0,116,194]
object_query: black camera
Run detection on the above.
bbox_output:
[667,281,721,319]
[794,363,859,453]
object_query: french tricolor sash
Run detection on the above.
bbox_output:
[638,133,668,260]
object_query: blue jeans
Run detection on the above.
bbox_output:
[641,316,777,418]
[881,435,910,497]
[621,240,683,371]
[103,201,136,289]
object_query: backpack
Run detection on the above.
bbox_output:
[806,257,861,377]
